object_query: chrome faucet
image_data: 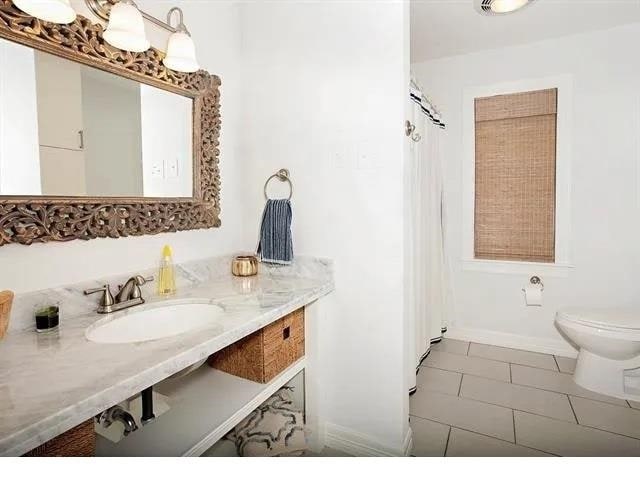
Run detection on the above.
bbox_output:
[84,275,153,314]
[96,406,138,436]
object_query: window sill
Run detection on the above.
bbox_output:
[461,258,574,277]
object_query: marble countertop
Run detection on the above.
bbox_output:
[0,257,333,456]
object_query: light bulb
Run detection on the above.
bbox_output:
[13,0,76,24]
[103,1,150,53]
[163,31,199,73]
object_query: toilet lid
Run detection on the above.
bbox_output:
[557,308,640,331]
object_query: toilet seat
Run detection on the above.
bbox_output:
[557,308,640,333]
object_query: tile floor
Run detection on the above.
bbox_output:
[410,338,640,457]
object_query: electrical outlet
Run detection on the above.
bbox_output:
[151,164,163,178]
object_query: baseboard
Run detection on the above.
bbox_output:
[445,326,578,358]
[324,422,412,457]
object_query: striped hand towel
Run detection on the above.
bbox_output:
[257,199,293,265]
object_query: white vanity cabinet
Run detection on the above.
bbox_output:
[94,304,320,457]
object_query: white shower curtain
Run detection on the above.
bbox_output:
[407,85,449,394]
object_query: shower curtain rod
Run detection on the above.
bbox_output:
[410,77,442,118]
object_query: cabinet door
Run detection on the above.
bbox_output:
[39,146,86,196]
[34,51,84,151]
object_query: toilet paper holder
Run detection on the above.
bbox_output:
[528,276,544,291]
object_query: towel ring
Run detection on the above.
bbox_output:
[264,168,293,200]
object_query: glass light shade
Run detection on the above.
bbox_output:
[103,1,150,53]
[490,0,529,13]
[163,31,199,73]
[13,0,76,24]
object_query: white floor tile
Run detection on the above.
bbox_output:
[416,367,462,396]
[410,390,514,442]
[460,375,575,422]
[410,416,450,457]
[514,411,640,456]
[430,338,469,356]
[468,343,558,371]
[423,350,510,382]
[629,400,640,410]
[570,396,640,440]
[555,356,577,374]
[446,428,551,457]
[511,364,628,406]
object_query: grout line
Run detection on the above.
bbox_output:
[567,395,578,423]
[411,390,578,426]
[467,355,560,372]
[509,378,628,408]
[509,363,513,383]
[553,355,561,372]
[512,409,516,444]
[442,426,452,457]
[466,342,471,355]
[419,418,555,456]
[457,374,463,396]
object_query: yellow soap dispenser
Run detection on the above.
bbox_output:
[157,245,176,296]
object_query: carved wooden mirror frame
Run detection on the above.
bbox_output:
[0,0,221,246]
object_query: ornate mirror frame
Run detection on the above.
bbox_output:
[0,0,221,246]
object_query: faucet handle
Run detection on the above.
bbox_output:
[84,284,115,308]
[136,275,154,285]
[129,275,154,300]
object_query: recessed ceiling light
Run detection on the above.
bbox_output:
[474,0,535,15]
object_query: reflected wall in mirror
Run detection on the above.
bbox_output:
[0,38,193,198]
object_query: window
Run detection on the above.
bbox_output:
[473,88,557,263]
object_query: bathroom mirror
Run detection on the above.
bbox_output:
[0,0,221,245]
[0,39,194,198]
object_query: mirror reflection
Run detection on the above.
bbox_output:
[0,38,193,198]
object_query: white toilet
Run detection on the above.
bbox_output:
[555,308,640,402]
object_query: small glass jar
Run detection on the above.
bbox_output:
[35,303,60,333]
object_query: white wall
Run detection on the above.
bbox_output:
[412,24,640,355]
[0,39,41,195]
[238,1,410,453]
[0,0,245,294]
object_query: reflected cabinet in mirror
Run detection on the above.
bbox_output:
[0,0,220,245]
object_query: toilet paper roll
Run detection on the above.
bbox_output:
[523,285,543,306]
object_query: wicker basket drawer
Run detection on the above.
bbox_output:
[24,419,95,457]
[208,308,304,383]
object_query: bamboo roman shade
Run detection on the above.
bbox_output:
[474,88,557,263]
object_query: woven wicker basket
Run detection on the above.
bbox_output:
[208,308,304,383]
[0,291,13,340]
[24,419,95,456]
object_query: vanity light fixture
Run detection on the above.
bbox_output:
[13,0,77,24]
[84,1,199,72]
[474,0,534,15]
[103,0,150,53]
[163,7,199,73]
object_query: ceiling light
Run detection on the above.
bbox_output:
[103,0,150,53]
[162,7,199,73]
[13,0,77,24]
[475,0,534,15]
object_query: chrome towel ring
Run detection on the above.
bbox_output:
[264,168,293,200]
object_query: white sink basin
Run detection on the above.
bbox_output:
[86,303,224,344]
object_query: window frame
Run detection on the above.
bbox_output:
[461,75,573,277]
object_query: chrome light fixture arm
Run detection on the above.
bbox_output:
[166,6,189,35]
[85,0,178,33]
